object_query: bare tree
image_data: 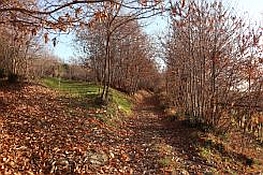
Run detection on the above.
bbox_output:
[163,0,263,137]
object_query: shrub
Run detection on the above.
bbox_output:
[0,68,5,78]
[8,73,18,83]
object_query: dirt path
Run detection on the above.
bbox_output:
[121,94,212,174]
[124,94,263,175]
[1,84,204,174]
[1,84,262,174]
[1,84,207,174]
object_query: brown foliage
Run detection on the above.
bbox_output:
[163,0,263,140]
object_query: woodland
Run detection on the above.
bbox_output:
[0,0,263,174]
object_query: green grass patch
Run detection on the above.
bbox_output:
[110,89,133,115]
[199,147,212,158]
[42,77,133,115]
[158,157,173,167]
[42,77,99,98]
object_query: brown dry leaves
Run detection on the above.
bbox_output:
[0,83,262,174]
[0,83,136,174]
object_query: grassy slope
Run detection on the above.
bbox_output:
[42,77,133,116]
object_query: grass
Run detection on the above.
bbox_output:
[158,157,173,167]
[200,147,212,158]
[41,77,133,115]
[111,89,133,115]
[155,143,177,170]
[42,77,99,98]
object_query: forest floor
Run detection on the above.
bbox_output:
[0,81,263,174]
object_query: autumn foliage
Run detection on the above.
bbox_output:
[0,0,263,173]
[163,0,263,141]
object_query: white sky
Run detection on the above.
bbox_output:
[235,0,263,20]
[53,0,263,61]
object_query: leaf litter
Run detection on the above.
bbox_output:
[0,83,262,174]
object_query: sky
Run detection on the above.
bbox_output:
[52,0,263,62]
[235,0,263,20]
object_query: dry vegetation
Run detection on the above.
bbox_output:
[162,0,263,142]
[0,82,262,174]
[0,0,263,174]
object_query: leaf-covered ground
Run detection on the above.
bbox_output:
[0,82,262,174]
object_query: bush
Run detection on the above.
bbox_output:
[0,68,5,78]
[8,73,18,83]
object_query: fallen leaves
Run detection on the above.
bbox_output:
[0,83,160,174]
[0,82,262,174]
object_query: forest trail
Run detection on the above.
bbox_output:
[0,84,262,174]
[127,92,263,174]
[122,92,212,174]
[0,84,205,174]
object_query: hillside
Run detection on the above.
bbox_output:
[0,80,262,174]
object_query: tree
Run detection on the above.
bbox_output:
[75,0,162,103]
[76,13,160,98]
[0,0,166,86]
[163,0,263,134]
